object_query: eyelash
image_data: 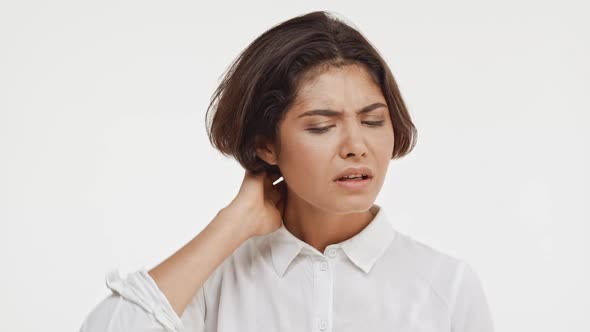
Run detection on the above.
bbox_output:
[306,121,385,134]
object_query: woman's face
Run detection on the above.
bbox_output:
[260,63,395,213]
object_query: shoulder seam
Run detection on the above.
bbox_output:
[447,260,468,314]
[426,254,451,314]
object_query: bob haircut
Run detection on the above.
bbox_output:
[205,10,417,177]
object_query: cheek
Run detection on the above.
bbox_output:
[377,132,394,154]
[280,139,331,183]
[367,130,394,167]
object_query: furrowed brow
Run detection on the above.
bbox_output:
[296,102,387,118]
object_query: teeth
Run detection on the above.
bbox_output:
[340,174,366,180]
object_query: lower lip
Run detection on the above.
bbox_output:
[334,177,372,190]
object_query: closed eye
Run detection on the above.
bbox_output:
[306,120,385,134]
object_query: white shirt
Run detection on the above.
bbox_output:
[79,203,494,332]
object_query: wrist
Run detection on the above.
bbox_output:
[217,204,258,240]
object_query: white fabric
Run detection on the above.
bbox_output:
[79,203,494,332]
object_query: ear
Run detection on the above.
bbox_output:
[255,135,278,166]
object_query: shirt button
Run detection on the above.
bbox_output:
[328,248,337,257]
[320,261,328,271]
[319,320,328,330]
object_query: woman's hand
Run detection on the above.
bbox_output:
[225,169,287,238]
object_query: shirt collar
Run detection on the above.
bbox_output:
[269,203,396,277]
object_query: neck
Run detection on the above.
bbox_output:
[282,197,377,254]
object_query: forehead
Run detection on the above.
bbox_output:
[293,64,383,107]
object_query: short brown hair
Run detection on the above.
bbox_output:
[205,10,417,176]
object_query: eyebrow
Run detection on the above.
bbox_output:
[296,102,387,118]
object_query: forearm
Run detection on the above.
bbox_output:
[148,206,254,317]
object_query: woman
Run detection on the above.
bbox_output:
[80,10,494,332]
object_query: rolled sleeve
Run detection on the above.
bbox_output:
[79,291,172,332]
[80,268,205,332]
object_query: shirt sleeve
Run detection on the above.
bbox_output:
[449,261,495,332]
[79,268,206,332]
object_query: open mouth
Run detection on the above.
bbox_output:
[335,174,370,181]
[334,174,372,190]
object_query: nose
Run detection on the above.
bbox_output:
[339,121,367,159]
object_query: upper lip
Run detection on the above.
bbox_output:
[334,166,374,181]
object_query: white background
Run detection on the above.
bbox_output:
[1,1,588,331]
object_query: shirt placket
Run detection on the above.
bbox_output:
[313,247,337,332]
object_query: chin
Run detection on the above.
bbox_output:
[329,198,375,213]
